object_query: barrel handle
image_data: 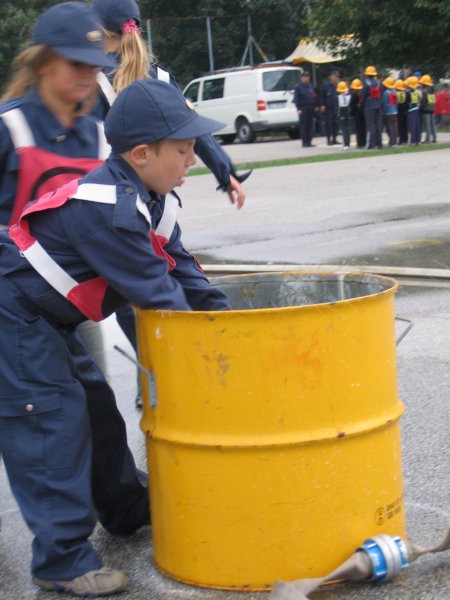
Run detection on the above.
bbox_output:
[395,317,413,345]
[114,345,158,409]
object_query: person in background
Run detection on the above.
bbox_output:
[336,80,351,150]
[349,78,366,148]
[405,76,421,145]
[395,79,408,145]
[0,77,230,596]
[320,70,339,145]
[419,74,437,143]
[90,0,250,406]
[362,65,383,149]
[434,82,450,129]
[294,71,317,147]
[382,76,398,147]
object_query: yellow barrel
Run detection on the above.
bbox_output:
[136,272,406,590]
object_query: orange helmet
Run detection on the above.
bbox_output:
[419,74,433,87]
[406,76,419,89]
[336,81,348,93]
[383,77,395,89]
[364,65,377,76]
[394,79,405,91]
[350,78,363,90]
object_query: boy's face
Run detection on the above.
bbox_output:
[134,139,197,195]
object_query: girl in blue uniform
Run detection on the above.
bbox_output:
[91,0,248,209]
[0,78,230,595]
[0,3,163,595]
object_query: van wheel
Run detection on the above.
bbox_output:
[221,134,236,145]
[236,119,255,143]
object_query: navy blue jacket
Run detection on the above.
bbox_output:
[92,58,236,191]
[293,81,316,111]
[0,155,230,327]
[0,89,103,226]
[320,80,338,112]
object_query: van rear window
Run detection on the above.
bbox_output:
[202,78,225,101]
[263,70,300,92]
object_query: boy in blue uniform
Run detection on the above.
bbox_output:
[362,65,383,149]
[0,78,230,595]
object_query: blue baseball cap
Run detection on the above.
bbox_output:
[30,2,114,68]
[91,0,141,33]
[105,79,226,153]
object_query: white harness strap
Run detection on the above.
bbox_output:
[155,193,178,239]
[97,71,117,107]
[0,109,35,148]
[76,183,152,226]
[96,122,111,160]
[22,240,80,298]
[156,66,171,84]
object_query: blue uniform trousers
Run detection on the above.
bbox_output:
[299,110,314,146]
[0,282,148,580]
[364,106,382,148]
[408,110,421,144]
[324,109,338,143]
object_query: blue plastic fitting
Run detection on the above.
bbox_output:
[359,534,409,582]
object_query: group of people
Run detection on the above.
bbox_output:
[294,66,448,150]
[0,0,249,596]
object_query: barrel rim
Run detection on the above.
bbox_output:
[136,271,399,317]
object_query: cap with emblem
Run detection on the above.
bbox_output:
[105,78,226,153]
[30,2,114,68]
[91,0,141,33]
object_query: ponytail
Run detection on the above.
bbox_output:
[104,19,155,93]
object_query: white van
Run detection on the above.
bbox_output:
[183,65,302,143]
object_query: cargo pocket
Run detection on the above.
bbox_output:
[0,392,72,473]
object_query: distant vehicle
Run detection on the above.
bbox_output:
[183,64,302,143]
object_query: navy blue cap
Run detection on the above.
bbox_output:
[91,0,141,33]
[105,79,226,153]
[30,2,114,68]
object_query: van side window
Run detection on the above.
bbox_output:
[202,78,225,101]
[184,81,200,102]
[263,70,299,92]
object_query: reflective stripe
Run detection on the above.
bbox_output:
[75,183,152,225]
[156,66,171,84]
[155,193,178,239]
[96,122,111,160]
[21,240,79,298]
[0,109,36,148]
[0,224,9,231]
[97,71,117,106]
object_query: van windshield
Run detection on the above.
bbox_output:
[263,70,300,92]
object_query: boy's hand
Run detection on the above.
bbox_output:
[227,174,245,210]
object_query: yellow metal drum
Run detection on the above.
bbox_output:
[136,272,406,590]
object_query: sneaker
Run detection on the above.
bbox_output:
[33,567,127,597]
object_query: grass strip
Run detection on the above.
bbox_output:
[188,142,450,177]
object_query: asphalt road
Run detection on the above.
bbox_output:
[1,144,449,599]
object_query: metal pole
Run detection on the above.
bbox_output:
[206,16,214,73]
[146,19,153,57]
[247,16,254,65]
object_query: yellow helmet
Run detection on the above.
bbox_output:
[382,77,395,89]
[394,79,405,91]
[419,74,432,87]
[350,78,363,90]
[364,65,377,76]
[336,81,348,93]
[406,76,419,89]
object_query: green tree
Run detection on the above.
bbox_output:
[308,0,450,76]
[140,0,306,86]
